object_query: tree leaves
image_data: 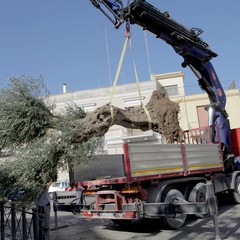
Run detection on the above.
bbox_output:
[0,76,53,149]
[0,76,102,204]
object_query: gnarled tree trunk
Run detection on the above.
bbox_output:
[70,89,184,143]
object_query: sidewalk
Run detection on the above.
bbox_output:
[48,202,240,240]
[50,213,112,240]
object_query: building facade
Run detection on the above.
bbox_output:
[48,72,240,154]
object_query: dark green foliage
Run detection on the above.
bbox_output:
[0,76,103,204]
[0,76,53,149]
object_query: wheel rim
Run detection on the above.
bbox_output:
[188,182,207,202]
[232,176,240,204]
[188,182,209,218]
[161,189,187,229]
[236,178,240,194]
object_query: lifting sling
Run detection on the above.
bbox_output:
[109,23,152,129]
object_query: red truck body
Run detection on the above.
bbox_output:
[57,126,240,230]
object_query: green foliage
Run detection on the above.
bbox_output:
[0,76,52,149]
[53,103,103,166]
[0,136,60,204]
[63,103,86,120]
[48,117,103,173]
[0,76,103,204]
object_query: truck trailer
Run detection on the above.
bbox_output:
[57,0,240,231]
[57,126,240,229]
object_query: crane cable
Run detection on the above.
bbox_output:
[109,22,152,129]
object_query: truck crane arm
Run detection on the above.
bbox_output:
[90,0,125,28]
[90,0,231,155]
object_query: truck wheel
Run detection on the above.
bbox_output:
[160,189,187,229]
[188,182,209,218]
[231,175,240,204]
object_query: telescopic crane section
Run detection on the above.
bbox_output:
[90,0,231,153]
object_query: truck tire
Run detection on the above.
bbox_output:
[231,175,240,204]
[188,182,209,218]
[160,189,187,229]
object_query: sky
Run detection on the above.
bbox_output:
[0,0,239,95]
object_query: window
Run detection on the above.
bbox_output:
[164,85,179,96]
[52,182,61,188]
[63,182,70,188]
[80,103,96,113]
[123,97,144,108]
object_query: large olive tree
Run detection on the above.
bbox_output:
[0,76,183,204]
[0,76,103,203]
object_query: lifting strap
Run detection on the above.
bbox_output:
[128,37,152,130]
[109,23,152,129]
[109,36,128,125]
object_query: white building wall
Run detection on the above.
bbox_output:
[47,72,240,154]
[48,72,185,154]
[225,89,240,129]
[179,93,211,130]
[176,89,240,131]
[152,72,185,96]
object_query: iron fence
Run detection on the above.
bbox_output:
[0,202,45,240]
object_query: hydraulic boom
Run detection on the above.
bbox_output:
[90,0,231,155]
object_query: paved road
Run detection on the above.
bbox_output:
[49,198,240,240]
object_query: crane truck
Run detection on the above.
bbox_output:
[57,0,240,230]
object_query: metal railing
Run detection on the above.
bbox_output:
[184,125,216,144]
[0,202,45,240]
